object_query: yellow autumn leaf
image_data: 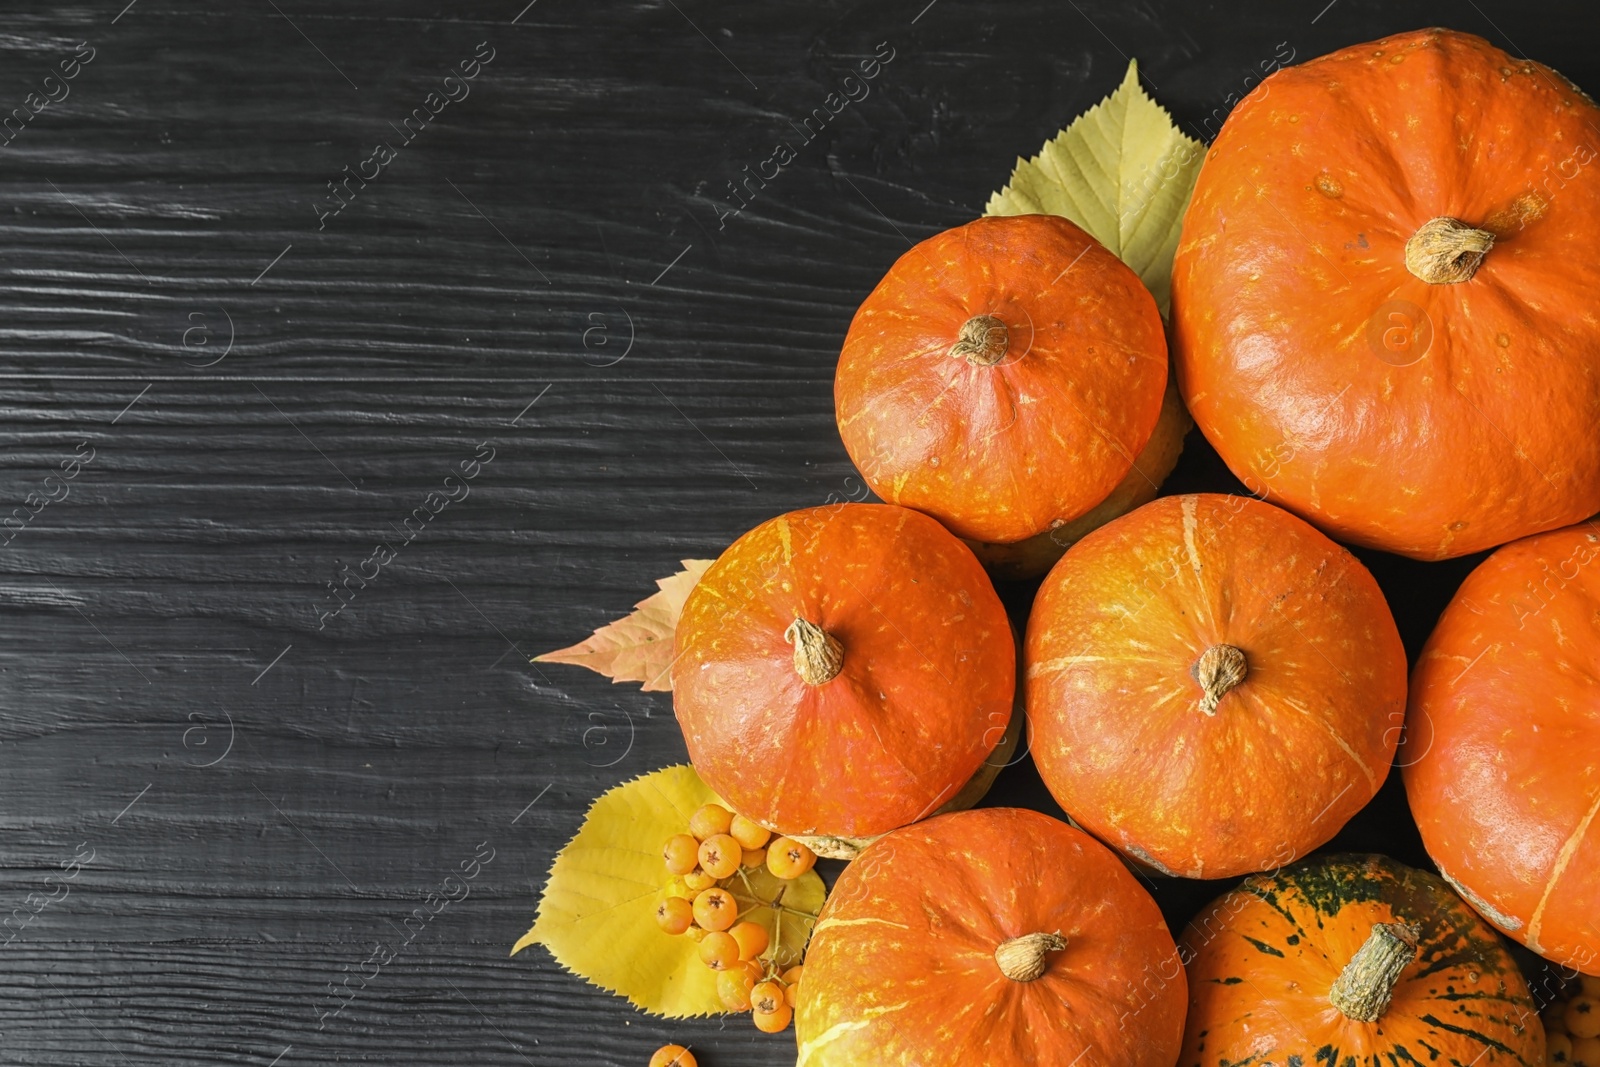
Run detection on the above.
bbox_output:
[985,59,1204,315]
[513,764,825,1017]
[534,559,714,691]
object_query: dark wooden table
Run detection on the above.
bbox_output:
[1,1,1592,1063]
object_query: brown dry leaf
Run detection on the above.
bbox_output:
[534,559,713,691]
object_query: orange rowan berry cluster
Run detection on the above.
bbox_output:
[1546,975,1600,1067]
[651,802,815,1033]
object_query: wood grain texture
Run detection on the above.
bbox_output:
[0,0,1592,1062]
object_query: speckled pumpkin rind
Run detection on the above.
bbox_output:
[672,503,1014,838]
[1025,493,1407,879]
[836,214,1168,545]
[796,807,1186,1067]
[1171,28,1600,560]
[966,373,1193,580]
[1405,523,1600,976]
[1179,854,1544,1066]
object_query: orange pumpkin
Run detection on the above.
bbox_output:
[1406,522,1600,976]
[1180,853,1545,1065]
[1025,493,1406,879]
[1171,28,1600,560]
[965,377,1193,580]
[672,503,1014,838]
[835,214,1169,546]
[795,807,1185,1067]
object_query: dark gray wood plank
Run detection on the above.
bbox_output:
[0,0,1592,1062]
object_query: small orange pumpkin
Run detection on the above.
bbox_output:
[1026,493,1406,878]
[1406,522,1600,975]
[835,214,1168,546]
[1172,29,1600,559]
[1180,853,1544,1065]
[672,503,1014,838]
[796,807,1186,1067]
[965,376,1193,580]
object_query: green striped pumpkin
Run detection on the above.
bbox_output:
[1179,854,1544,1067]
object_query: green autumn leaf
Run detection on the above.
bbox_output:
[513,764,825,1017]
[985,59,1204,315]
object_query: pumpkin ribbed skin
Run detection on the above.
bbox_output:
[672,503,1014,838]
[1180,854,1544,1067]
[1406,523,1600,975]
[1172,28,1600,560]
[965,376,1194,581]
[1025,494,1406,879]
[836,214,1168,545]
[796,807,1185,1067]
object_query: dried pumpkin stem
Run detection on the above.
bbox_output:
[995,932,1067,982]
[1329,921,1420,1022]
[949,314,1010,366]
[1404,217,1495,284]
[1194,644,1248,715]
[792,833,874,860]
[785,617,843,686]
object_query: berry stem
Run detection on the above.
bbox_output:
[736,866,820,923]
[735,868,782,969]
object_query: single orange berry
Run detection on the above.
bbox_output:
[654,896,694,935]
[648,1045,696,1067]
[698,930,741,971]
[692,887,738,932]
[682,869,716,892]
[750,979,786,1016]
[1570,997,1600,1039]
[752,1000,793,1033]
[766,837,817,879]
[1572,1036,1600,1067]
[662,833,700,876]
[1549,998,1573,1035]
[717,960,761,1011]
[688,803,733,841]
[729,920,769,960]
[741,847,766,868]
[782,964,804,1007]
[729,814,772,850]
[698,834,742,880]
[1550,1033,1574,1066]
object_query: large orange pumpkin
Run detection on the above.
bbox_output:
[835,214,1169,546]
[1406,522,1600,976]
[1172,28,1600,560]
[795,807,1186,1067]
[1180,853,1545,1066]
[672,503,1014,838]
[1026,493,1407,879]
